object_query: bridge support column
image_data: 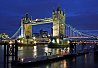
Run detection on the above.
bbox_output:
[3,40,18,67]
[74,43,77,53]
[69,41,74,54]
[81,43,85,52]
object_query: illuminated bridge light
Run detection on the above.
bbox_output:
[9,41,13,44]
[21,58,24,62]
[67,40,70,44]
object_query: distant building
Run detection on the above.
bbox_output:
[0,33,9,40]
[33,33,40,38]
[40,30,48,38]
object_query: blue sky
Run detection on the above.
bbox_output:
[0,0,98,36]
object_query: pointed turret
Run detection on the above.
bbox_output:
[57,6,61,11]
[21,13,32,23]
[25,13,29,20]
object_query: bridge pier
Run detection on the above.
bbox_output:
[3,40,18,68]
[15,40,18,62]
[69,40,79,54]
[74,43,77,53]
[4,43,7,68]
[81,42,86,52]
[94,44,98,51]
[69,41,74,54]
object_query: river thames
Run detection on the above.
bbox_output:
[0,44,98,68]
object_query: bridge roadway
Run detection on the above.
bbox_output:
[64,37,98,44]
[0,37,98,45]
[0,37,50,45]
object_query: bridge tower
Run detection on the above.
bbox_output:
[52,7,65,44]
[21,13,32,38]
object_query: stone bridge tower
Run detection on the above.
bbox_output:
[21,13,32,38]
[52,7,65,44]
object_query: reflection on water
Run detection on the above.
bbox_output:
[18,45,67,59]
[22,53,95,68]
[0,45,98,68]
[33,46,37,57]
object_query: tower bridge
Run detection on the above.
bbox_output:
[10,7,97,45]
[2,7,98,67]
[20,7,65,44]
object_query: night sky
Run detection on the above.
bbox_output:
[0,0,98,36]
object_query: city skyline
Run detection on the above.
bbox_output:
[0,0,98,36]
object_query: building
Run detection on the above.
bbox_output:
[40,29,48,38]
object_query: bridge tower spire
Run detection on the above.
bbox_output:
[52,6,65,44]
[21,13,32,38]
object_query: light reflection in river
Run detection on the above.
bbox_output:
[33,46,37,57]
[0,44,98,68]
